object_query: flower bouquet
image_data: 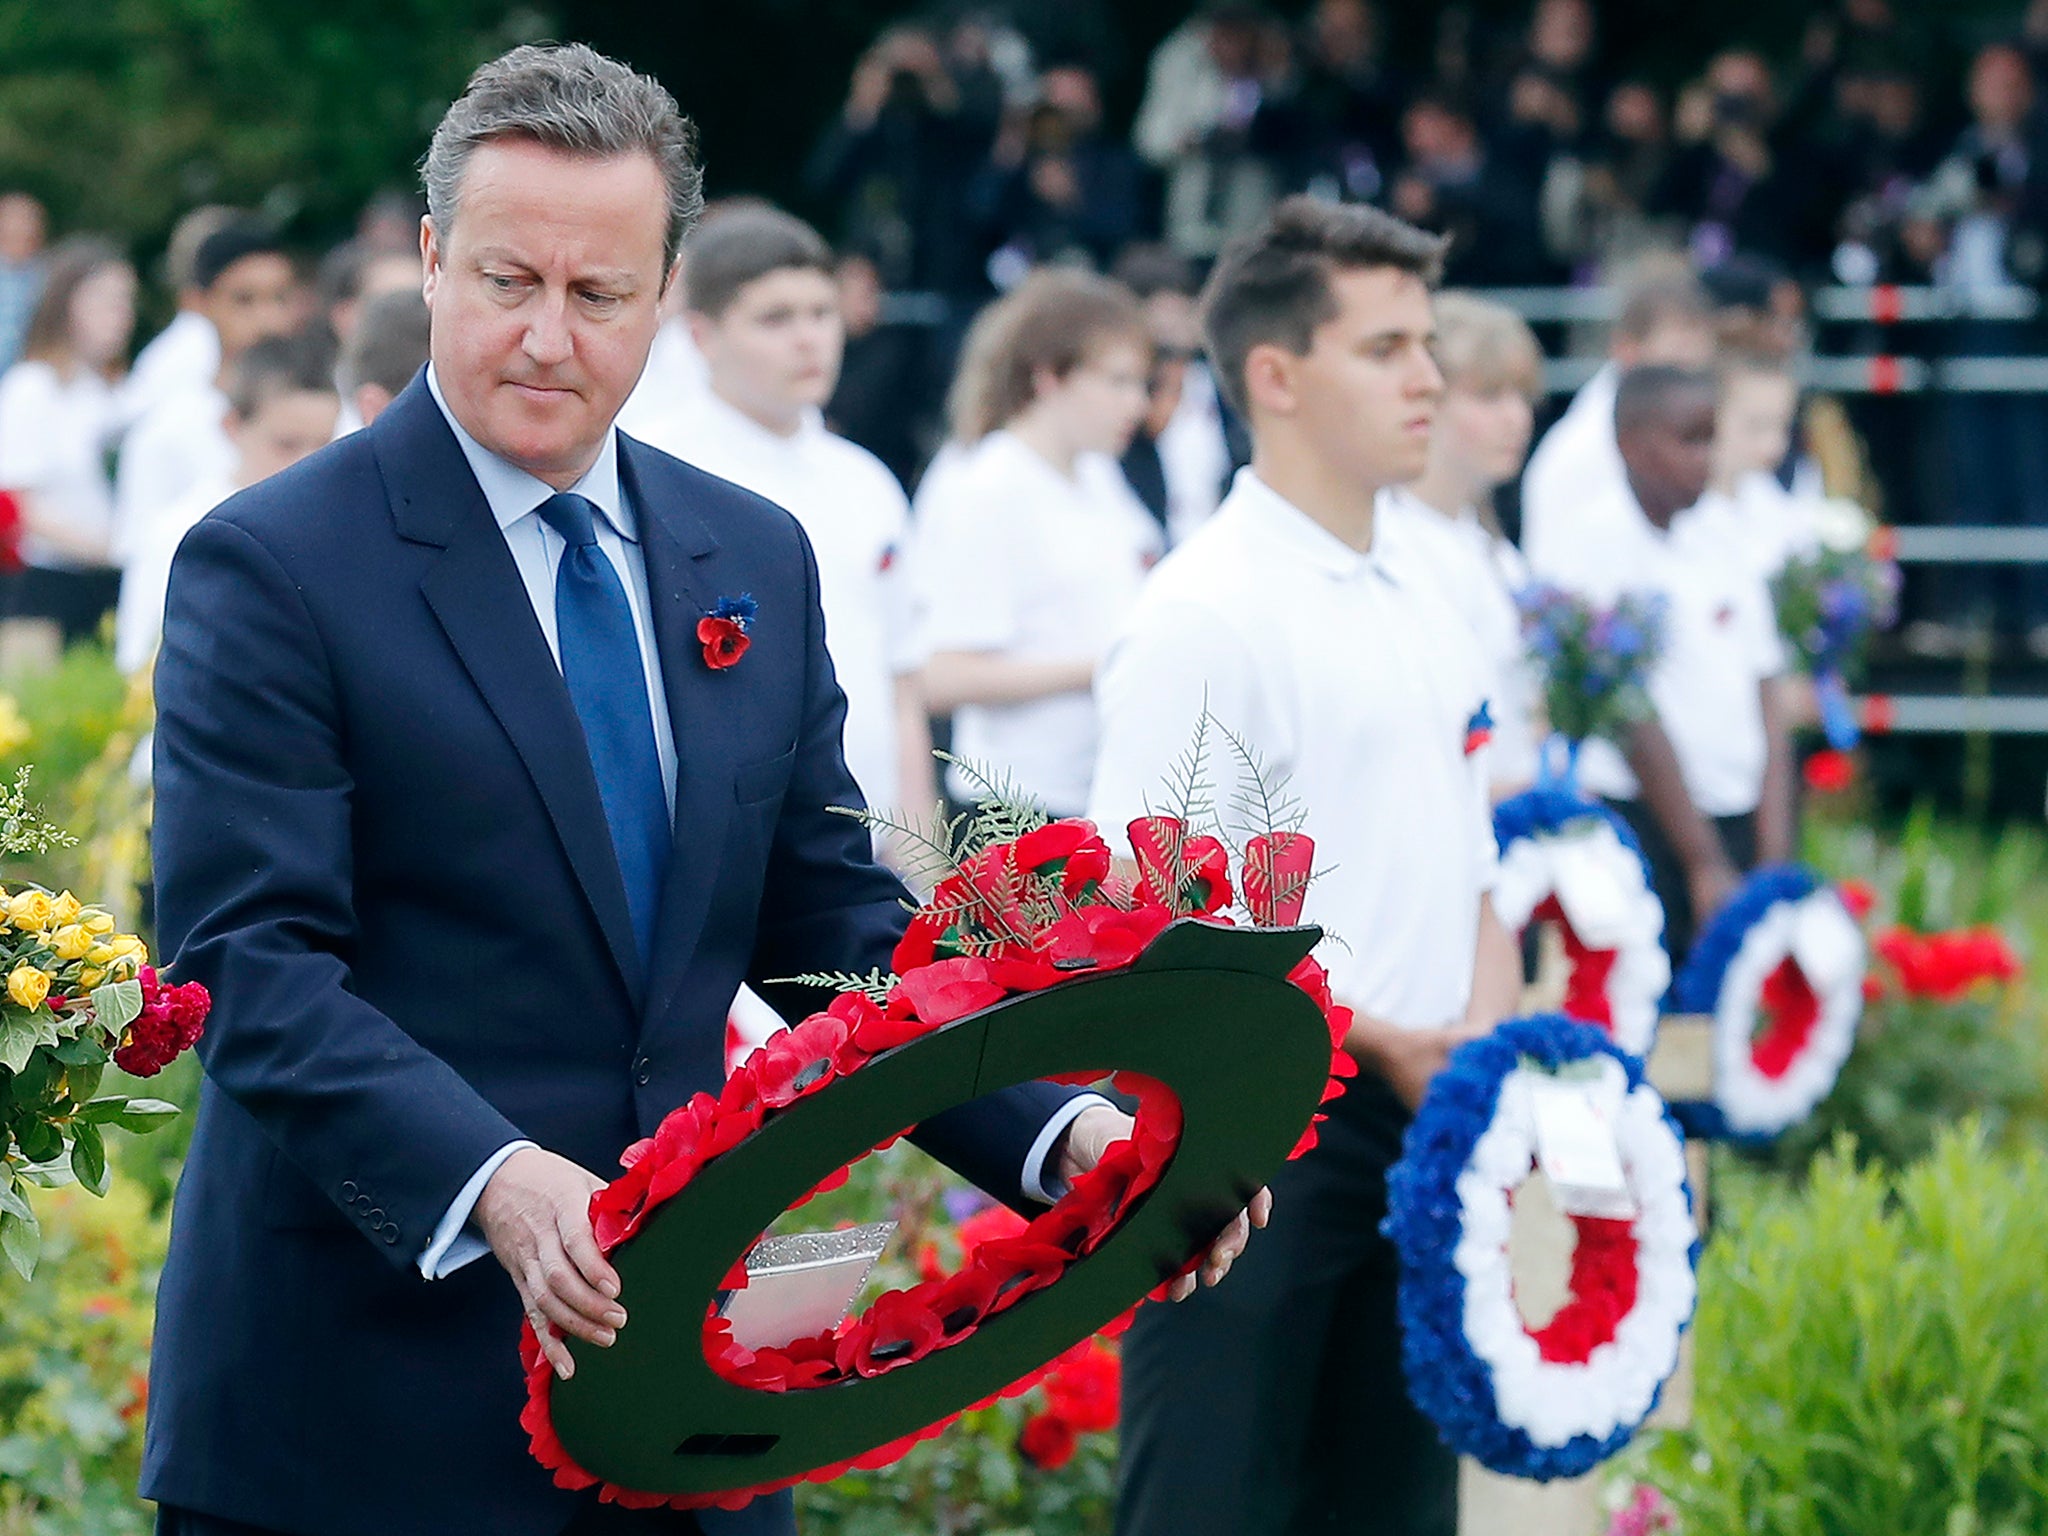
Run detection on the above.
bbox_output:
[1770,505,1900,749]
[524,736,1353,1510]
[1516,584,1666,785]
[0,770,210,1278]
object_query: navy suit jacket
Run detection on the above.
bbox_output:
[140,374,1074,1536]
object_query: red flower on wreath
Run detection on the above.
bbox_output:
[1013,819,1113,898]
[1802,749,1855,794]
[697,594,757,671]
[1129,817,1232,915]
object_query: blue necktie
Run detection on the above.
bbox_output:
[536,491,671,967]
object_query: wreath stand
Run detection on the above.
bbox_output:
[1455,929,1710,1536]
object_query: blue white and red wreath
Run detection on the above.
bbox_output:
[1493,790,1670,1057]
[1383,1014,1698,1481]
[1667,864,1865,1140]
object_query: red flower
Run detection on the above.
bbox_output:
[1803,750,1856,794]
[1018,1411,1079,1470]
[696,614,751,670]
[1014,819,1114,897]
[754,1013,850,1108]
[0,491,22,575]
[954,1204,1028,1257]
[835,1284,948,1378]
[111,972,213,1078]
[888,957,1005,1026]
[1044,1339,1120,1432]
[1874,925,2021,1000]
[1836,878,1876,922]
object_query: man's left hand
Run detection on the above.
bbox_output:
[1054,1103,1272,1303]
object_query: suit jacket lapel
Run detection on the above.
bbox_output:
[620,438,735,1034]
[371,376,643,1004]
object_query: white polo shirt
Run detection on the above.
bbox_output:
[1520,361,1625,575]
[1716,470,1819,580]
[1379,485,1540,793]
[1087,469,1497,1031]
[637,389,923,817]
[115,384,234,564]
[1529,483,1786,818]
[915,429,1163,816]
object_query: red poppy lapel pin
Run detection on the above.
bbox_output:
[1463,700,1495,756]
[697,594,757,671]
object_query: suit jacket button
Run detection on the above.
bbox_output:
[341,1180,358,1199]
[382,1227,400,1245]
[368,1208,385,1224]
[633,1056,652,1086]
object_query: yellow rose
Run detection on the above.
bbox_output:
[51,893,81,927]
[77,966,104,989]
[86,943,115,966]
[49,924,94,962]
[7,963,50,1011]
[7,890,53,931]
[80,909,115,935]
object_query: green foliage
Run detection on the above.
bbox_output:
[1641,1127,2048,1536]
[0,1,551,252]
[0,1174,164,1536]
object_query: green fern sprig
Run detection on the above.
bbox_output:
[934,752,1052,849]
[1210,714,1306,849]
[0,767,76,862]
[765,967,898,1004]
[827,801,974,893]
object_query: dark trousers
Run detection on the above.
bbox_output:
[158,1501,715,1536]
[1115,1073,1457,1536]
[1606,799,1758,968]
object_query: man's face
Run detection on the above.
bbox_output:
[422,138,671,487]
[203,252,301,361]
[1620,389,1716,523]
[0,196,45,265]
[229,388,342,486]
[1253,266,1442,489]
[1712,370,1795,485]
[691,266,844,420]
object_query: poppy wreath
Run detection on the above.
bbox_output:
[1665,865,1866,1140]
[1492,789,1670,1057]
[522,812,1354,1511]
[1383,1014,1699,1481]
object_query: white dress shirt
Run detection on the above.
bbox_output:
[116,470,233,675]
[1528,482,1786,818]
[1519,361,1625,576]
[0,359,121,569]
[1089,470,1498,1030]
[420,374,1087,1276]
[114,385,235,565]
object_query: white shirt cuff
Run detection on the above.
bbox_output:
[1020,1093,1115,1205]
[419,1139,536,1280]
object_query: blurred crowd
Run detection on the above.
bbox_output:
[0,0,2044,751]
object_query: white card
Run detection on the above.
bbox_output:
[1526,1073,1638,1221]
[1550,830,1634,948]
[720,1220,896,1351]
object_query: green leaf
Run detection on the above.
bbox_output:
[52,1032,107,1067]
[65,1060,104,1105]
[115,1098,181,1134]
[76,1094,130,1124]
[0,1008,56,1073]
[14,1116,60,1163]
[90,976,143,1037]
[69,1120,107,1197]
[0,1205,39,1280]
[0,1178,28,1222]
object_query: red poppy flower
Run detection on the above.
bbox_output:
[1014,819,1113,897]
[835,1284,948,1378]
[1836,878,1876,921]
[1018,1410,1079,1470]
[955,1204,1029,1256]
[754,1013,851,1108]
[1803,750,1856,794]
[889,956,1005,1025]
[697,615,750,670]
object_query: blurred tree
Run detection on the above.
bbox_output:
[0,0,551,254]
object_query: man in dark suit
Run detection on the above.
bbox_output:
[143,44,1252,1536]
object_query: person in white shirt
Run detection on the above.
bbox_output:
[1090,195,1520,1536]
[334,290,430,434]
[916,268,1163,817]
[612,246,709,442]
[1382,290,1545,798]
[117,332,340,675]
[1707,344,1813,579]
[1113,243,1236,547]
[1519,255,1715,574]
[117,205,235,431]
[115,221,301,565]
[1528,365,1794,959]
[316,240,425,437]
[634,204,936,863]
[0,237,137,640]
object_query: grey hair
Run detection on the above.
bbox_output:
[422,42,705,270]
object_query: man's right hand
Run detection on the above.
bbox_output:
[474,1146,625,1381]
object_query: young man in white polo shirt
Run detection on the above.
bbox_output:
[1089,195,1521,1536]
[1529,364,1795,960]
[631,206,935,858]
